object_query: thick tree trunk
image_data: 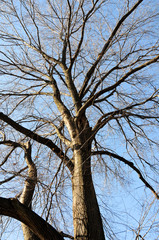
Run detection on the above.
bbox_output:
[72,149,105,240]
[72,117,105,240]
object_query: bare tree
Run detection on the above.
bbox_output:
[0,0,158,239]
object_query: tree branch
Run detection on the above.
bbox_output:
[0,197,64,240]
[0,113,74,173]
[79,0,144,99]
[69,0,100,70]
[77,55,159,117]
[92,150,159,199]
[0,167,28,185]
[92,90,159,133]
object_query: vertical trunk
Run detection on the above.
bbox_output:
[72,149,105,240]
[20,173,40,240]
[21,225,40,240]
[20,142,40,240]
[72,117,105,240]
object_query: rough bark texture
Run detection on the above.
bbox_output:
[72,115,105,240]
[72,152,105,240]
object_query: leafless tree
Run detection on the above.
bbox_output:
[0,0,158,239]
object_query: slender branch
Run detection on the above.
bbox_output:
[69,0,100,69]
[50,122,72,147]
[0,147,17,167]
[79,0,144,99]
[92,151,159,199]
[0,167,28,185]
[77,55,159,118]
[88,46,152,98]
[92,90,159,133]
[30,115,72,147]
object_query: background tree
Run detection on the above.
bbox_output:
[0,0,158,239]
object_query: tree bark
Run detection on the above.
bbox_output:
[21,226,40,240]
[72,115,105,240]
[0,197,64,240]
[20,142,40,240]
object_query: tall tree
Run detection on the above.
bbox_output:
[0,0,158,239]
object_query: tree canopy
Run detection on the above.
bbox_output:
[0,0,158,239]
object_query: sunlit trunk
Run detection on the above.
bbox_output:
[20,143,40,240]
[21,225,40,240]
[72,118,105,240]
[72,148,105,240]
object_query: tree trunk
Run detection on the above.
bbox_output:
[21,225,40,240]
[20,142,40,240]
[72,116,105,240]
